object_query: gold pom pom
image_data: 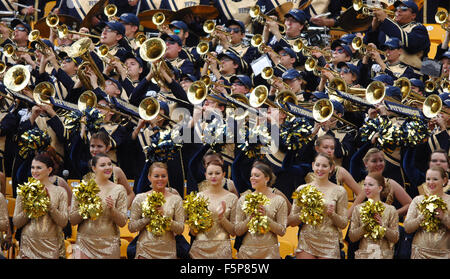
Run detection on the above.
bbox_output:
[183,192,213,234]
[418,195,448,232]
[242,192,270,234]
[359,199,386,240]
[292,185,325,226]
[72,179,103,220]
[17,177,50,219]
[141,191,172,236]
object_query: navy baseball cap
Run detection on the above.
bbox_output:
[120,13,140,26]
[337,62,359,76]
[122,52,144,68]
[169,20,188,31]
[217,51,241,65]
[394,0,419,14]
[410,78,424,91]
[312,91,329,100]
[31,39,54,50]
[282,69,302,80]
[385,86,402,100]
[108,77,123,92]
[11,18,31,33]
[105,21,126,36]
[439,93,450,107]
[226,19,245,33]
[181,73,197,82]
[58,52,82,65]
[331,100,344,114]
[285,9,307,23]
[383,37,402,49]
[161,33,182,46]
[340,33,356,45]
[373,74,394,86]
[281,47,296,58]
[332,42,352,57]
[230,75,252,89]
[441,51,450,59]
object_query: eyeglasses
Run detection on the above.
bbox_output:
[166,40,178,45]
[280,52,290,56]
[14,27,26,32]
[228,27,241,33]
[103,27,117,34]
[396,6,409,12]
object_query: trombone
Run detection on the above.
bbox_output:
[351,37,388,59]
[292,39,332,62]
[305,56,340,76]
[4,43,36,60]
[353,0,395,17]
[68,37,106,90]
[435,10,450,31]
[250,5,286,33]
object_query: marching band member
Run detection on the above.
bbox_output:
[118,13,141,52]
[202,50,243,84]
[264,9,308,50]
[161,34,196,79]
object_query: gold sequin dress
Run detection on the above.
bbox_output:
[129,191,185,259]
[13,186,68,259]
[348,202,399,259]
[189,191,238,259]
[235,192,288,259]
[0,193,9,232]
[70,184,127,259]
[292,184,348,259]
[404,195,450,259]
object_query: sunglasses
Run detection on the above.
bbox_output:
[340,68,351,74]
[227,27,241,33]
[333,48,345,54]
[166,40,178,45]
[63,57,74,63]
[173,29,181,34]
[396,6,409,12]
[14,27,27,32]
[232,81,245,86]
[280,52,290,56]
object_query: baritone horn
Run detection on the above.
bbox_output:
[33,81,56,105]
[4,65,31,92]
[140,37,175,87]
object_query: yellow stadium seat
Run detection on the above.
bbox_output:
[120,238,129,259]
[6,197,15,217]
[5,177,12,197]
[182,224,191,244]
[128,180,134,189]
[67,179,81,191]
[230,238,237,259]
[343,183,355,202]
[278,240,294,259]
[278,226,299,249]
[67,225,78,244]
[44,1,57,17]
[64,240,73,259]
[119,220,138,242]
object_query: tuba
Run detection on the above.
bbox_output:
[69,37,106,90]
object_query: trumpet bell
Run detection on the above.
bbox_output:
[28,30,40,42]
[394,77,411,101]
[250,34,263,47]
[200,75,211,87]
[352,0,363,11]
[351,36,363,50]
[33,82,55,105]
[313,99,334,123]
[196,41,209,55]
[104,4,117,18]
[4,65,31,92]
[366,81,385,104]
[4,44,14,57]
[98,44,109,57]
[249,5,261,18]
[423,94,442,118]
[261,66,274,80]
[152,12,165,26]
[435,10,448,24]
[249,85,269,108]
[135,32,148,48]
[305,57,317,72]
[139,97,160,120]
[139,37,166,62]
[78,90,97,111]
[187,81,207,105]
[203,20,215,34]
[292,39,304,53]
[328,77,348,92]
[46,13,59,28]
[0,61,6,74]
[275,90,298,106]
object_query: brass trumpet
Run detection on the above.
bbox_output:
[351,37,388,59]
[138,97,175,123]
[249,85,296,119]
[104,4,118,21]
[57,24,101,40]
[424,76,450,93]
[0,61,7,74]
[187,80,208,105]
[203,20,231,37]
[196,42,223,66]
[250,34,280,59]
[97,44,127,69]
[152,12,169,31]
[261,66,291,91]
[353,0,395,17]
[135,32,148,47]
[250,5,286,33]
[435,10,450,31]
[313,98,357,127]
[293,39,332,62]
[4,43,36,60]
[200,75,231,89]
[46,13,59,29]
[305,57,340,76]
